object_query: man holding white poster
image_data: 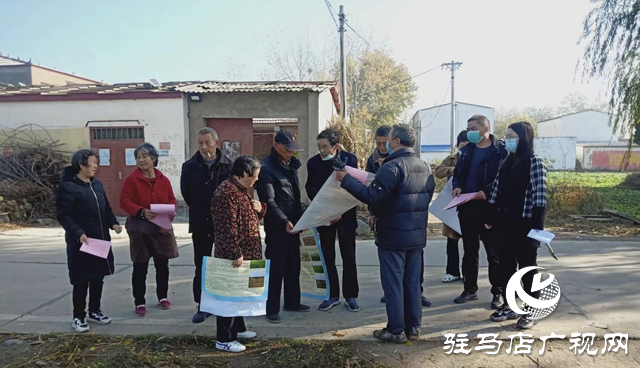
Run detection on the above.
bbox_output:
[306,129,360,313]
[336,124,435,343]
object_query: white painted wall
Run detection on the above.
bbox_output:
[534,137,577,171]
[416,103,494,152]
[538,111,628,143]
[0,98,186,198]
[318,90,336,129]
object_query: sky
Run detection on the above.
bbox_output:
[0,0,607,113]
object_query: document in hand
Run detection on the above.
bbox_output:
[149,204,175,230]
[527,230,558,260]
[444,192,479,210]
[299,228,330,300]
[428,178,461,235]
[199,257,271,317]
[80,238,111,259]
[292,169,375,232]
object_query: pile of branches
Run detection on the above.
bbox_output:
[0,125,69,220]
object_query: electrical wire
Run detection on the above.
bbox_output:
[344,21,373,49]
[421,84,451,131]
[324,0,339,30]
[360,65,442,97]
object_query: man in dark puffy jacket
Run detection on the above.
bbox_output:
[451,115,508,309]
[257,130,310,324]
[337,124,435,343]
[181,127,232,324]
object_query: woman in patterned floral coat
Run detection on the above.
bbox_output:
[211,155,266,353]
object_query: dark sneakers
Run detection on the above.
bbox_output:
[87,310,111,325]
[345,298,360,312]
[406,327,421,341]
[516,316,535,330]
[491,294,505,309]
[266,314,282,324]
[373,328,408,343]
[380,296,386,303]
[454,291,479,304]
[283,304,311,312]
[192,310,212,324]
[490,306,518,322]
[421,296,432,307]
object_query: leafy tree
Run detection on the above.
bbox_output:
[580,0,640,142]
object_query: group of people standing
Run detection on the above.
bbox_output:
[55,113,547,350]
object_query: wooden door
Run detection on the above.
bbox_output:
[206,118,253,162]
[90,127,145,216]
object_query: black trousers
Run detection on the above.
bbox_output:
[500,246,540,300]
[132,257,169,306]
[446,237,461,277]
[458,211,501,295]
[72,277,104,319]
[192,232,215,305]
[318,223,359,299]
[265,237,301,315]
[216,316,247,343]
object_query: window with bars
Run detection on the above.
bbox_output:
[91,127,144,140]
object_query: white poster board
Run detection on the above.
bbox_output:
[125,148,136,166]
[98,149,110,166]
[428,178,461,236]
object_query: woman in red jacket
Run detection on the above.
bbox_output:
[120,143,178,317]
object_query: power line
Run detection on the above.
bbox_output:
[344,21,373,49]
[324,0,339,30]
[360,65,441,97]
[421,84,451,131]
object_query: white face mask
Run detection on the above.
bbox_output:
[322,154,334,161]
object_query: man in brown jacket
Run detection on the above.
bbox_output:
[434,130,469,283]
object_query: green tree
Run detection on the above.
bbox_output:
[580,0,640,142]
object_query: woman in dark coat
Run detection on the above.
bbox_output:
[56,149,122,333]
[477,121,548,330]
[211,155,266,353]
[120,143,178,318]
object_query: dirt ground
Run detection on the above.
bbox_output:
[1,334,638,368]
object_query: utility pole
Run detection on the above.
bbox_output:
[339,5,347,120]
[442,60,462,153]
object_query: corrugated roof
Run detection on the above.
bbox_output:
[0,56,26,66]
[537,110,609,124]
[176,81,337,93]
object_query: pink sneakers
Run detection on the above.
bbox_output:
[159,299,172,310]
[135,305,147,317]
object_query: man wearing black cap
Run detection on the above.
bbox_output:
[256,129,310,323]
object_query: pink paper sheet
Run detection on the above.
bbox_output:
[345,166,369,184]
[150,204,175,230]
[444,192,479,210]
[80,238,111,259]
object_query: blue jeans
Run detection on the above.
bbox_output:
[378,247,423,335]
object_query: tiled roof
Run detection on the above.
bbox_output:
[0,81,338,97]
[175,81,337,93]
[253,118,298,125]
[0,82,190,96]
[0,56,26,66]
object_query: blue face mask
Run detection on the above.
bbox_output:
[322,153,334,161]
[505,138,518,153]
[467,128,485,144]
[385,140,394,155]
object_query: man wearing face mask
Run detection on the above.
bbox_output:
[181,127,232,324]
[451,115,507,309]
[305,129,360,312]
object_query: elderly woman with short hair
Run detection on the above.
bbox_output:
[56,149,122,333]
[211,155,266,353]
[120,143,178,317]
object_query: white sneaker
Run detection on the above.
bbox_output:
[216,340,246,353]
[88,310,112,325]
[442,274,462,283]
[237,330,257,339]
[72,318,90,333]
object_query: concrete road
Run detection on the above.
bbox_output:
[1,226,639,343]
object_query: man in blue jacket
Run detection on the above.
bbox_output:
[451,115,507,309]
[181,127,232,324]
[336,124,435,343]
